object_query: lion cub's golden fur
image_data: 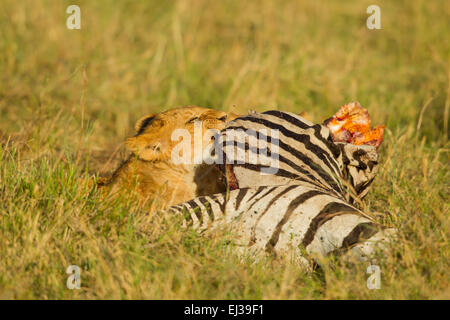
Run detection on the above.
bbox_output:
[98,106,237,208]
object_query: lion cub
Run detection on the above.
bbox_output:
[98,106,237,208]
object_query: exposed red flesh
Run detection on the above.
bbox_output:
[323,102,385,149]
[225,164,239,190]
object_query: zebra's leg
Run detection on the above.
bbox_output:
[344,227,397,262]
[303,213,396,264]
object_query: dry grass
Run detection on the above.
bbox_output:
[0,0,448,299]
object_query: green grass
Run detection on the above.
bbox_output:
[0,0,449,299]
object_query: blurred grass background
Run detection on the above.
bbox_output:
[0,0,448,299]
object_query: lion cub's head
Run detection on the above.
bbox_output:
[125,106,237,164]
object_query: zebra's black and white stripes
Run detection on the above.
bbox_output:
[215,110,380,203]
[167,110,395,266]
[170,184,394,264]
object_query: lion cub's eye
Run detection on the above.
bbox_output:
[186,116,200,124]
[218,116,227,121]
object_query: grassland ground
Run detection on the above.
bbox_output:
[0,0,448,299]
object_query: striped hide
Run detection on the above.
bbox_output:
[165,110,395,267]
[169,184,394,266]
[215,110,380,203]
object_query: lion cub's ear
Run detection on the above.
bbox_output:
[125,114,169,161]
[125,132,168,162]
[135,114,156,134]
[125,135,165,161]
